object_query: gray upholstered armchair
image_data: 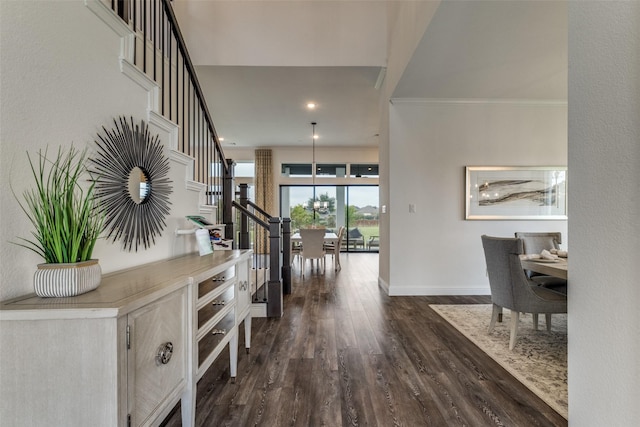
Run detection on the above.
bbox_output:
[481,235,567,350]
[514,231,562,255]
[515,231,567,294]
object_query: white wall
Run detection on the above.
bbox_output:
[568,2,640,424]
[377,0,441,290]
[0,1,205,301]
[388,100,568,295]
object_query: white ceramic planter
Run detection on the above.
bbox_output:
[34,259,102,297]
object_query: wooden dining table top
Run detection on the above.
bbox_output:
[520,255,568,280]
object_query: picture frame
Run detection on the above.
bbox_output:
[465,166,567,220]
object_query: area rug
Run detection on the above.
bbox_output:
[430,304,567,419]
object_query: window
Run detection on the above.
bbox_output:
[350,164,379,178]
[282,163,312,177]
[280,184,379,252]
[316,164,346,178]
[235,162,255,178]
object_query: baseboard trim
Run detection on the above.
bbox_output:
[388,286,491,296]
[378,277,389,294]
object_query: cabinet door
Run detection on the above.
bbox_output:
[127,288,188,426]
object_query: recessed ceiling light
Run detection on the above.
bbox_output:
[307,102,316,109]
[219,137,225,141]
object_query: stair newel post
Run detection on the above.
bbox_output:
[238,183,250,250]
[281,218,292,295]
[223,158,235,247]
[267,217,283,317]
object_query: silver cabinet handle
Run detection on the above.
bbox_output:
[212,300,225,306]
[156,342,173,365]
[211,329,226,335]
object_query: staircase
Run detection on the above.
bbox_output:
[86,0,287,317]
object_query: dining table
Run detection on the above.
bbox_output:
[520,255,568,280]
[290,231,340,272]
[291,231,339,244]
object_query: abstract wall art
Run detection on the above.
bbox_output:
[465,166,567,220]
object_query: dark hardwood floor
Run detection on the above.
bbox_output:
[163,253,566,426]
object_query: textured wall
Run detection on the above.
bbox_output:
[568,2,640,424]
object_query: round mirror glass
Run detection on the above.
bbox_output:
[128,167,150,204]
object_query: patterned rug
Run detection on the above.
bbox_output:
[430,304,567,419]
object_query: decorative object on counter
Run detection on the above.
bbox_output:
[33,259,102,297]
[90,116,172,251]
[11,146,105,297]
[195,228,213,256]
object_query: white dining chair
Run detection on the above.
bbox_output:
[300,228,326,278]
[324,226,345,271]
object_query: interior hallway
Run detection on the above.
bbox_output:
[163,252,565,426]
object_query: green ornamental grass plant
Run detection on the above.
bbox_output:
[12,146,104,264]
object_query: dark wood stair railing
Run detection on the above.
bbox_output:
[234,183,292,318]
[108,0,228,213]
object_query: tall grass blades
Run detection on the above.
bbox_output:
[12,146,105,264]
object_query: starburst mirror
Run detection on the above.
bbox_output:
[91,116,172,251]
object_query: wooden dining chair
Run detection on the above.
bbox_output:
[300,228,326,278]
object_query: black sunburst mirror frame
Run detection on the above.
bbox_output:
[91,116,173,251]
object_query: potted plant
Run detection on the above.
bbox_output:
[12,145,105,297]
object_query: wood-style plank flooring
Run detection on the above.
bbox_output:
[163,253,566,426]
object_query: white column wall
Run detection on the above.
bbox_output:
[388,100,568,295]
[568,2,640,424]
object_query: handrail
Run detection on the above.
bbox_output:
[232,201,268,229]
[246,200,271,220]
[160,0,228,171]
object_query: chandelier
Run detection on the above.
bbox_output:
[310,122,327,211]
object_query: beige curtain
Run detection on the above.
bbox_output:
[254,149,274,254]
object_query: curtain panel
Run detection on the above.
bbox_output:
[255,149,274,254]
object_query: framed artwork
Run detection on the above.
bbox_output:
[465,166,567,220]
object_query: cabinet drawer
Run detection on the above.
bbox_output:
[197,267,235,298]
[197,286,235,329]
[197,310,235,367]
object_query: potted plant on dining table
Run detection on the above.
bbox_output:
[12,145,105,297]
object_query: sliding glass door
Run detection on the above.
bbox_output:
[280,185,379,252]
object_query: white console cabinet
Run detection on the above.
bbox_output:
[0,250,252,427]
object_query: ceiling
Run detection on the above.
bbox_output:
[173,1,567,149]
[195,65,384,148]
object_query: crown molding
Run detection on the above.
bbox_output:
[390,98,567,106]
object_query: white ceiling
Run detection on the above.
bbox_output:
[195,65,384,147]
[393,1,567,100]
[173,1,567,149]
